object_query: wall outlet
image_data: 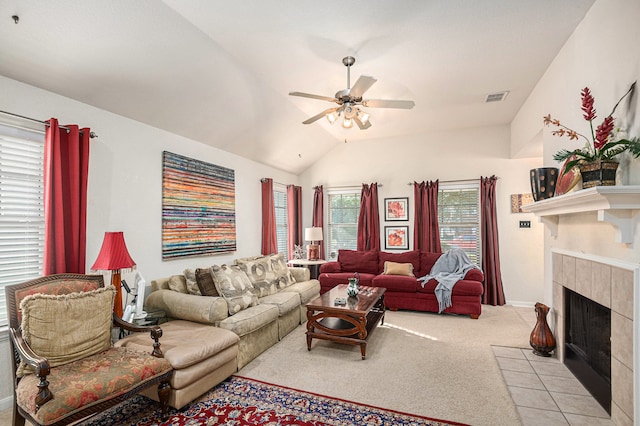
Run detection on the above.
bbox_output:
[519,220,531,228]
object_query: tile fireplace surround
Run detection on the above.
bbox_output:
[551,250,638,426]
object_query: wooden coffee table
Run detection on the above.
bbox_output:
[305,284,386,359]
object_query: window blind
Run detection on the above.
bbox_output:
[0,124,45,327]
[327,192,360,260]
[273,189,288,259]
[438,184,481,265]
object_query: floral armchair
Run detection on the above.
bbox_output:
[5,274,173,426]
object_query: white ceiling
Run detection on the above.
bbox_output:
[0,0,595,174]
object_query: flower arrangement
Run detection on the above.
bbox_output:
[544,82,640,176]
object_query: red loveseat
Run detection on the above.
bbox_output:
[318,249,484,319]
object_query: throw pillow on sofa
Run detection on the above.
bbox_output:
[338,249,378,274]
[236,256,278,297]
[210,264,258,315]
[236,254,295,296]
[183,268,202,295]
[168,275,188,293]
[378,251,420,274]
[268,253,296,288]
[195,267,219,297]
[383,261,414,276]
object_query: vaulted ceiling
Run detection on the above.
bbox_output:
[0,0,596,174]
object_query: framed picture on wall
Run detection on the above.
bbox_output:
[385,226,409,250]
[384,197,409,221]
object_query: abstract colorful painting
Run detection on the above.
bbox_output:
[162,151,236,259]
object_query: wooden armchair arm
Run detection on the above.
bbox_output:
[9,328,53,411]
[113,314,164,357]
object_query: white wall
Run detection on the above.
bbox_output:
[511,0,640,308]
[298,125,544,306]
[0,75,298,409]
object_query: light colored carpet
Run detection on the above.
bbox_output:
[239,305,533,426]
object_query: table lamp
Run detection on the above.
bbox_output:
[305,227,323,260]
[91,231,136,317]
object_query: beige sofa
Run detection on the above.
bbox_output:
[145,254,320,370]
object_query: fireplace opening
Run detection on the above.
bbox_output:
[564,288,611,414]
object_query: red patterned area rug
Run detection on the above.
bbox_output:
[82,375,468,425]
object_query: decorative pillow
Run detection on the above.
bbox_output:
[236,256,278,297]
[195,268,219,297]
[210,264,258,315]
[383,261,415,276]
[268,253,296,288]
[18,287,115,377]
[168,275,188,293]
[417,252,443,278]
[183,269,201,295]
[338,249,379,274]
[379,251,420,275]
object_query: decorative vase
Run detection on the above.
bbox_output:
[530,302,556,357]
[530,168,558,201]
[579,161,618,188]
[347,279,359,297]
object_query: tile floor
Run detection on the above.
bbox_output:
[493,345,613,425]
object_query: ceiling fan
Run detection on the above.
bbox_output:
[289,56,415,130]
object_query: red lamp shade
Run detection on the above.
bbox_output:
[92,232,136,271]
[92,232,136,317]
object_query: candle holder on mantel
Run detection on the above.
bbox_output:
[530,302,556,357]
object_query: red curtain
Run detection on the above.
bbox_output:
[480,176,505,305]
[357,183,380,251]
[286,185,302,258]
[413,180,441,252]
[43,118,90,274]
[261,178,277,255]
[312,185,324,258]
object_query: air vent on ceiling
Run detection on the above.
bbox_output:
[485,91,509,103]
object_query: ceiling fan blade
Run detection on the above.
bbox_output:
[302,107,340,125]
[354,116,372,130]
[349,76,377,98]
[289,92,338,103]
[362,99,415,109]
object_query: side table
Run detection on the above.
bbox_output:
[133,308,167,326]
[288,259,327,280]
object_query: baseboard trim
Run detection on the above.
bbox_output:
[507,301,535,308]
[0,395,13,412]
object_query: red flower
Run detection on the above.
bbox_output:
[595,115,614,149]
[581,87,596,121]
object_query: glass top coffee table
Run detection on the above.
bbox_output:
[305,284,386,359]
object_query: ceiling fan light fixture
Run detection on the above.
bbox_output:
[342,117,353,128]
[326,111,338,124]
[357,110,370,125]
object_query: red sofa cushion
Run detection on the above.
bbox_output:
[319,273,376,292]
[417,279,483,296]
[319,262,341,273]
[378,251,420,275]
[416,252,442,277]
[465,268,484,282]
[338,250,379,274]
[371,275,419,292]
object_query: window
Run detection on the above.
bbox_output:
[0,124,45,327]
[438,183,481,265]
[326,190,361,260]
[273,187,288,259]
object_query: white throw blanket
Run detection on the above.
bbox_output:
[418,249,480,313]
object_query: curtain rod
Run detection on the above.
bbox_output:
[0,110,98,138]
[407,177,499,185]
[325,184,383,189]
[261,178,288,186]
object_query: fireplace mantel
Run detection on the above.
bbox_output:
[523,185,640,243]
